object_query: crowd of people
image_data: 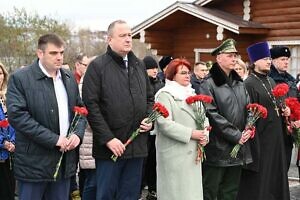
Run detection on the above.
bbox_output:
[0,19,300,200]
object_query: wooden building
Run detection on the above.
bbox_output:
[132,0,300,76]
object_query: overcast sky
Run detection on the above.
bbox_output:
[0,0,194,31]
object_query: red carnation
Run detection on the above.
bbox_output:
[73,106,88,116]
[231,103,268,158]
[272,83,289,98]
[0,119,9,128]
[186,94,213,163]
[111,102,169,162]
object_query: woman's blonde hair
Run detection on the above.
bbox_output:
[0,62,9,96]
[236,58,247,73]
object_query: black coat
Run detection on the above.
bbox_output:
[199,63,252,166]
[190,73,202,92]
[269,65,298,156]
[6,60,86,181]
[237,72,290,200]
[149,77,164,95]
[82,46,154,159]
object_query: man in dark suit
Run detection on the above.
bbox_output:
[7,33,86,200]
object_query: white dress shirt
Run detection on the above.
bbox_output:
[39,61,69,137]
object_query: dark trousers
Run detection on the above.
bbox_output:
[202,165,242,200]
[18,179,70,200]
[285,142,293,171]
[82,169,96,200]
[79,168,86,196]
[95,158,143,200]
[145,135,157,192]
[0,159,15,200]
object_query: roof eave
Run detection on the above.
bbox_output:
[239,27,269,34]
[193,0,214,6]
[132,2,241,37]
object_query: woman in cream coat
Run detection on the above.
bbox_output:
[155,58,209,200]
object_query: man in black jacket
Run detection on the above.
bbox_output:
[6,33,86,200]
[82,20,154,200]
[269,46,300,171]
[142,56,163,200]
[199,39,252,200]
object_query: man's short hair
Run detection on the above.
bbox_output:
[194,61,206,67]
[38,33,65,51]
[107,20,127,37]
[76,53,87,63]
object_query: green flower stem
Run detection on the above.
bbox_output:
[111,128,141,162]
[53,151,64,180]
[294,128,300,147]
[53,114,82,180]
[230,144,241,158]
[111,111,159,162]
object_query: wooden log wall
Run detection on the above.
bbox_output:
[144,15,260,65]
[251,0,300,41]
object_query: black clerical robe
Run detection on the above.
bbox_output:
[237,72,290,200]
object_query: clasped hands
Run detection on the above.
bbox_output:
[192,130,209,146]
[56,134,80,152]
[3,141,15,152]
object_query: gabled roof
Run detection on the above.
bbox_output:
[132,1,268,37]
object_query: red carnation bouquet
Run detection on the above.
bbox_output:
[285,97,300,146]
[230,103,267,158]
[54,106,88,180]
[186,94,213,163]
[272,83,289,111]
[272,83,291,130]
[111,102,169,162]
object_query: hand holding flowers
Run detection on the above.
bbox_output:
[0,119,14,152]
[186,94,213,163]
[272,83,290,117]
[53,106,88,180]
[111,102,169,162]
[285,97,300,145]
[230,103,267,158]
[0,119,15,169]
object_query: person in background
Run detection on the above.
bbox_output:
[191,61,209,91]
[142,56,164,200]
[269,46,300,172]
[155,58,209,200]
[6,33,86,200]
[70,53,89,200]
[78,56,96,200]
[234,58,248,80]
[0,62,16,200]
[82,20,154,200]
[237,42,290,200]
[74,53,89,84]
[199,38,252,200]
[157,56,173,83]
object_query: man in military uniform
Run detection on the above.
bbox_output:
[199,39,252,200]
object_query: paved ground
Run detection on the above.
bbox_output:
[140,155,300,200]
[288,158,300,200]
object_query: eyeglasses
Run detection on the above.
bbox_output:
[80,62,88,67]
[178,71,192,76]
